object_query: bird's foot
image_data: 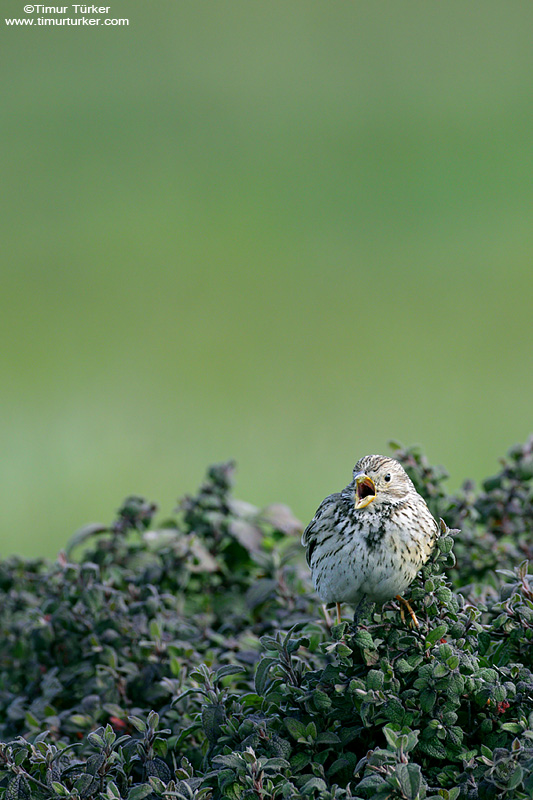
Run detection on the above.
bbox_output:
[396,595,419,628]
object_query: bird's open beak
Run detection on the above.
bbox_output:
[354,472,377,509]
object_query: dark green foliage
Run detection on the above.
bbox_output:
[1,442,533,799]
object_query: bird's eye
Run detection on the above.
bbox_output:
[384,473,391,482]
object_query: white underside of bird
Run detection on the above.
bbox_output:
[308,502,434,604]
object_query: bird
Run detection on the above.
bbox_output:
[301,455,439,627]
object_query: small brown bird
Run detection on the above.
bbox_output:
[302,455,439,626]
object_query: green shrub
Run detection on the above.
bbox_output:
[1,439,533,799]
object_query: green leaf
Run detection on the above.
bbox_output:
[51,784,70,798]
[300,777,327,795]
[147,710,159,730]
[13,750,27,768]
[127,786,154,800]
[285,718,307,740]
[128,716,147,733]
[104,724,116,746]
[419,738,446,759]
[149,620,162,641]
[384,697,404,725]
[426,625,448,648]
[87,731,105,748]
[328,752,359,778]
[437,535,454,554]
[24,711,39,729]
[367,669,385,690]
[214,753,245,769]
[85,753,105,776]
[313,689,332,711]
[354,630,375,650]
[383,727,399,748]
[419,689,437,714]
[447,674,464,696]
[315,731,340,745]
[201,704,225,745]
[337,642,355,659]
[262,757,291,773]
[254,656,278,695]
[405,730,420,752]
[290,752,311,772]
[396,763,422,800]
[501,722,523,734]
[331,622,347,641]
[148,776,167,793]
[215,664,247,682]
[508,764,523,790]
[305,721,317,739]
[74,775,96,794]
[396,658,414,674]
[65,523,108,555]
[69,714,93,727]
[356,774,386,792]
[448,725,463,746]
[145,757,172,782]
[436,587,452,604]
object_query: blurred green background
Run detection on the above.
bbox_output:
[1,1,532,557]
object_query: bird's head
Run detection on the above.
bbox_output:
[352,455,415,509]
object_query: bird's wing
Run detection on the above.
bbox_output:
[301,493,341,566]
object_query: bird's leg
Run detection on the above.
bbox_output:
[336,602,342,625]
[396,595,419,628]
[398,599,406,624]
[322,604,333,628]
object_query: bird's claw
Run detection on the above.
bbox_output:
[396,595,419,628]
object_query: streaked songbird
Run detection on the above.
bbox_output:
[302,455,439,626]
